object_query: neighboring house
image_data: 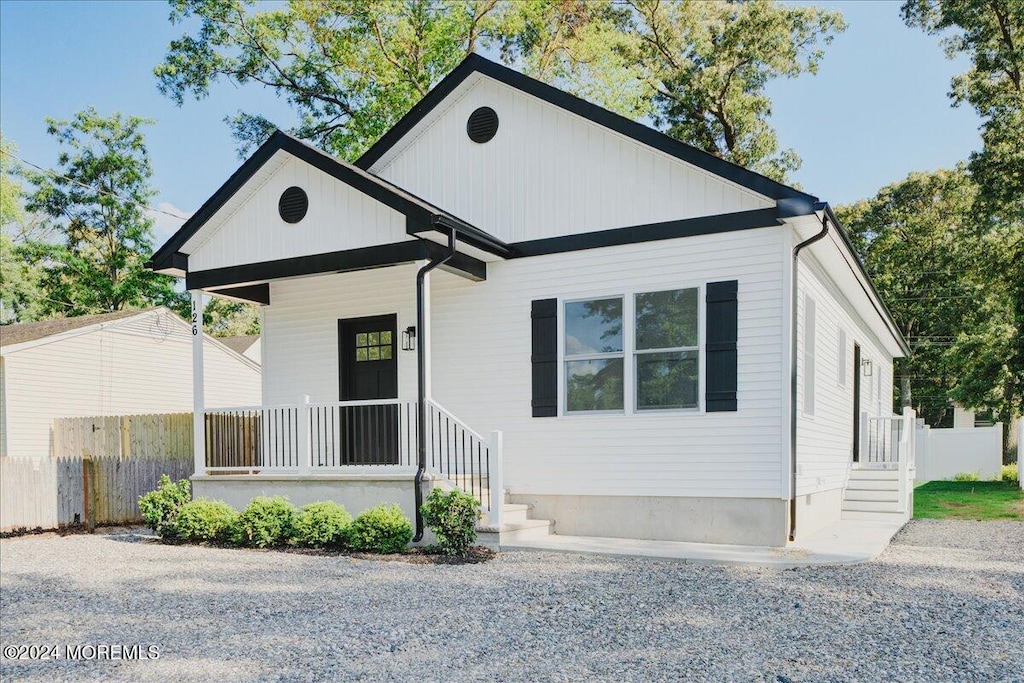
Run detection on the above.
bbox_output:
[148,54,912,547]
[0,308,262,459]
[221,335,261,364]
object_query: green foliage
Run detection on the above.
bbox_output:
[292,501,352,549]
[155,1,842,181]
[914,480,1023,520]
[21,108,186,317]
[902,0,1023,435]
[953,471,981,482]
[836,168,993,425]
[421,488,480,556]
[0,134,48,324]
[173,499,239,542]
[138,474,192,537]
[232,496,297,548]
[203,297,261,337]
[1002,463,1018,483]
[347,504,413,554]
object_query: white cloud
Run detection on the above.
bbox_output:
[148,202,190,246]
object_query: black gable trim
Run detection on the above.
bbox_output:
[148,131,495,271]
[208,284,271,305]
[185,240,486,290]
[356,54,817,204]
[511,208,782,258]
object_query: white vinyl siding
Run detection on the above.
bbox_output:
[0,312,261,459]
[795,253,895,497]
[258,226,786,499]
[375,75,773,244]
[186,154,409,273]
[803,295,816,416]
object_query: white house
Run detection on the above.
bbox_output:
[222,335,262,364]
[148,54,913,547]
[0,307,262,459]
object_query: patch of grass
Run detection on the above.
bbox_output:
[914,480,1023,520]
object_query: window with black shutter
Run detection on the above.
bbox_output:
[705,280,738,412]
[531,299,558,417]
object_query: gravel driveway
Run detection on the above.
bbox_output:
[2,519,1022,682]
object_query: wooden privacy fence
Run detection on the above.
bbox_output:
[52,413,193,459]
[2,412,195,534]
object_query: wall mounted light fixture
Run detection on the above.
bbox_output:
[861,358,873,377]
[402,326,416,351]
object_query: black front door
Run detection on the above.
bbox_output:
[338,314,399,464]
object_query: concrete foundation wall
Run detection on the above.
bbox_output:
[509,493,788,546]
[192,474,435,543]
[793,487,844,539]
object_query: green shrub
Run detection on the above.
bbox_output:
[232,496,297,548]
[348,504,413,554]
[174,499,238,543]
[1002,463,1019,483]
[421,488,481,556]
[138,474,191,537]
[292,501,352,548]
[953,471,981,482]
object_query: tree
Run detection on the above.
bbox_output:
[203,297,260,336]
[903,0,1023,434]
[23,108,185,316]
[155,1,843,179]
[835,168,1014,429]
[0,134,47,323]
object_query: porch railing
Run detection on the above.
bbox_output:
[202,398,502,525]
[858,407,917,513]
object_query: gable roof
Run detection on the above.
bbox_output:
[0,308,157,349]
[357,53,817,205]
[147,131,512,272]
[220,335,260,355]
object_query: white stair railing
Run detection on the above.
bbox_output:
[896,407,917,514]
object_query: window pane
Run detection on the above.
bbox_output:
[368,332,380,346]
[356,333,368,347]
[565,298,623,355]
[636,288,699,350]
[356,347,368,362]
[381,345,393,360]
[381,331,392,345]
[368,346,380,361]
[636,351,698,410]
[566,359,624,411]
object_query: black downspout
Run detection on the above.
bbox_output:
[789,212,829,542]
[413,228,458,542]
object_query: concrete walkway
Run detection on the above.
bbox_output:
[503,517,909,567]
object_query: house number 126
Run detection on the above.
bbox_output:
[191,300,199,336]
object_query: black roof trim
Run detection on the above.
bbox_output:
[185,239,486,290]
[208,283,271,306]
[510,208,783,258]
[148,131,497,271]
[356,53,817,204]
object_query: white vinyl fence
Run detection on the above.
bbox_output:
[914,423,1003,483]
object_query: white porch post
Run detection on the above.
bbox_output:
[190,291,206,478]
[489,430,504,528]
[298,395,311,475]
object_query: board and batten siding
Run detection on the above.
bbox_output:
[262,266,420,406]
[185,154,410,273]
[1,316,261,459]
[374,75,774,244]
[794,253,895,497]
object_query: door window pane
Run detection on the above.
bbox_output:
[566,359,624,411]
[356,348,368,362]
[368,332,379,345]
[565,298,623,354]
[635,289,698,349]
[636,351,698,410]
[356,333,368,347]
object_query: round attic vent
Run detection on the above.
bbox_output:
[278,186,308,223]
[467,106,499,143]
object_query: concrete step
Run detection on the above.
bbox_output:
[842,509,909,522]
[846,479,899,491]
[843,489,900,503]
[477,518,553,547]
[842,499,903,513]
[478,503,529,527]
[848,469,900,481]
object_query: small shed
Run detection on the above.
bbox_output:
[0,308,262,459]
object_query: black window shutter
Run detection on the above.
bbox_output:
[706,280,738,412]
[531,298,558,417]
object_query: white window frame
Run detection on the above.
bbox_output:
[558,284,706,417]
[837,327,847,387]
[633,288,702,413]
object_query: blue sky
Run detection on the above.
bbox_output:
[0,1,980,245]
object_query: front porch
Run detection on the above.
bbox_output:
[843,407,917,521]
